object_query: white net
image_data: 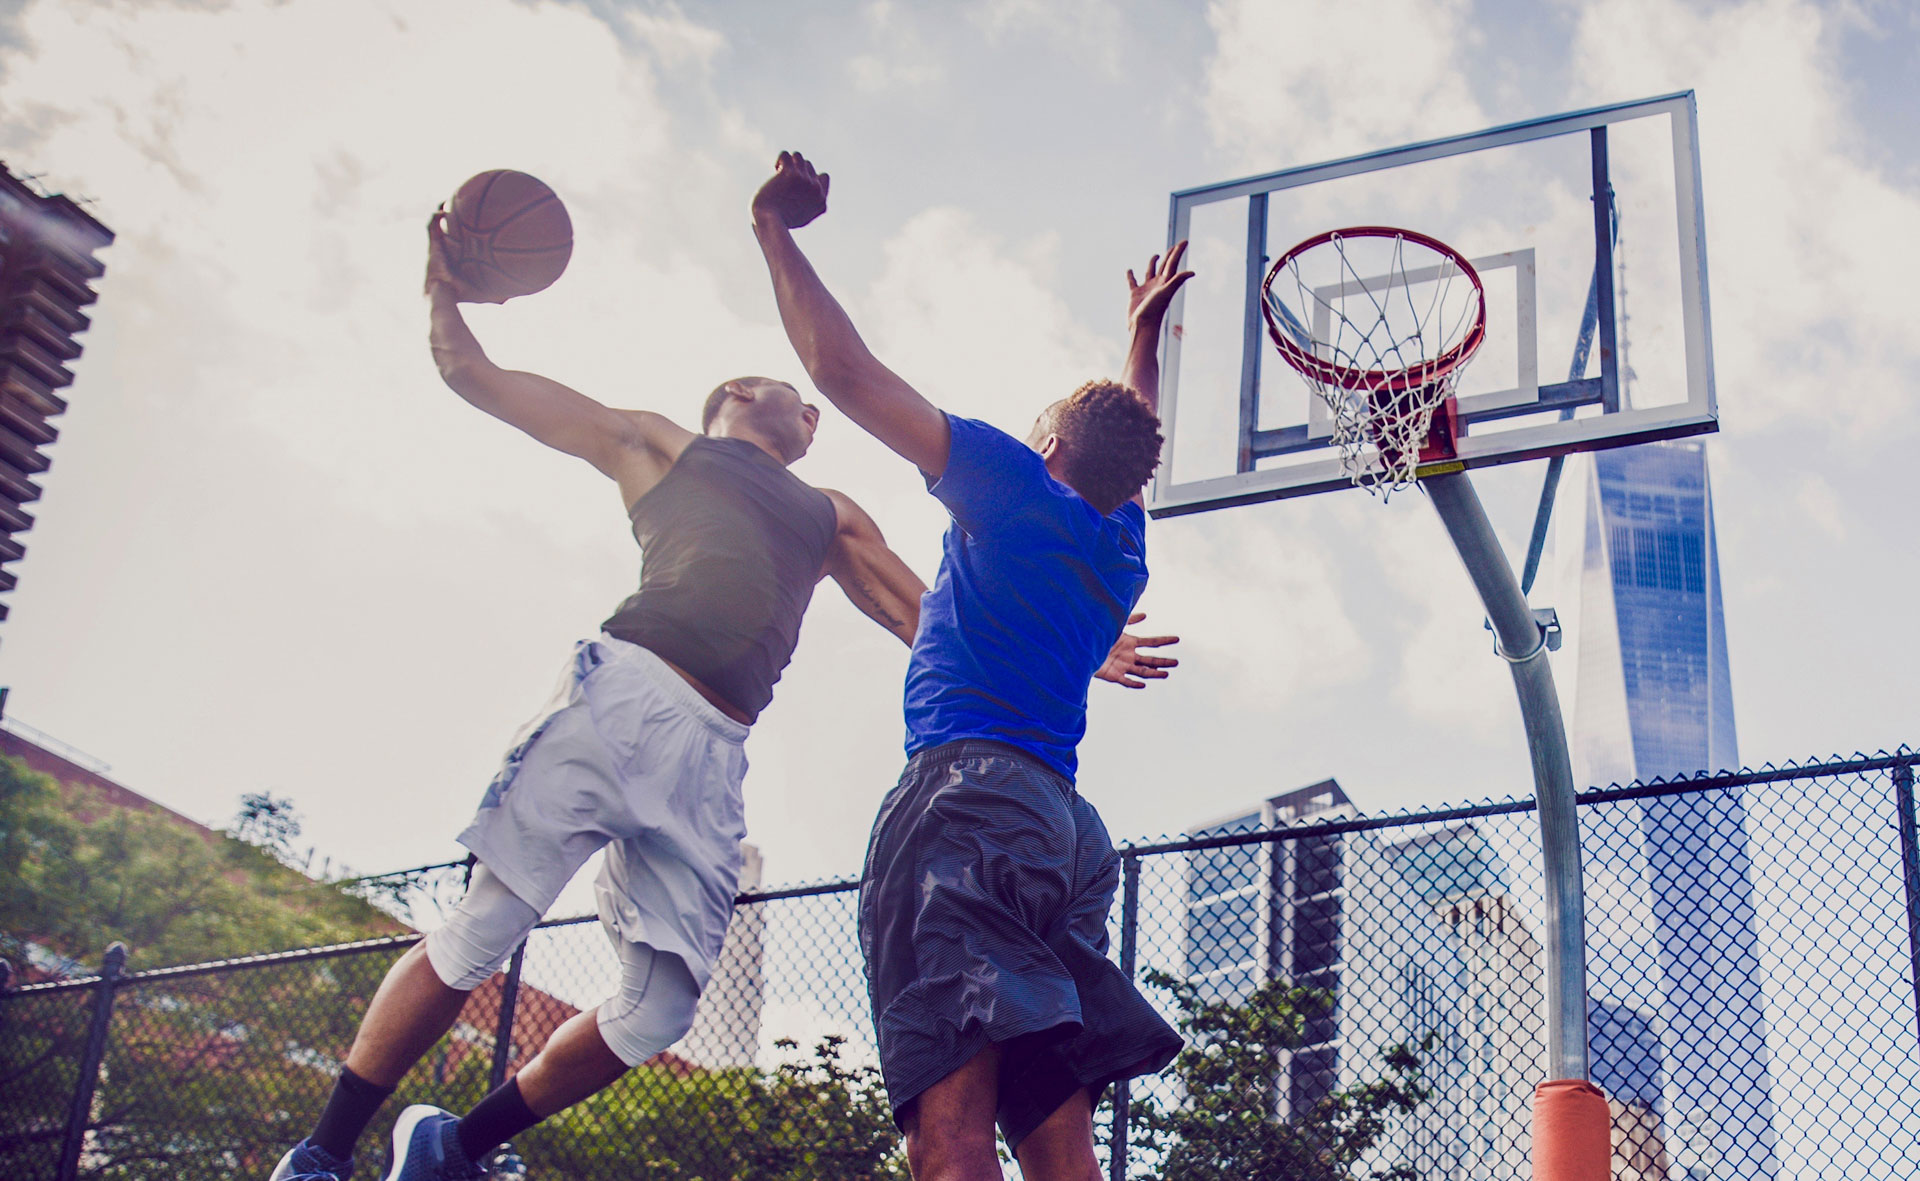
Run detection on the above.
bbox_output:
[1262,229,1485,497]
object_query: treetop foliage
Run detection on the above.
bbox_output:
[0,755,400,974]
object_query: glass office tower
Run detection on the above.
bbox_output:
[1557,440,1779,1179]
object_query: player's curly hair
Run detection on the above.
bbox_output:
[1040,379,1164,515]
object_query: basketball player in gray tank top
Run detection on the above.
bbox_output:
[267,218,1179,1181]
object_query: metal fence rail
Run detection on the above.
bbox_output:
[4,750,1917,1179]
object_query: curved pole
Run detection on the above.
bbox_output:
[1423,470,1590,1082]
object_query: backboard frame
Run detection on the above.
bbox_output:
[1148,91,1716,518]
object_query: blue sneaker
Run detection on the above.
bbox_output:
[269,1138,354,1180]
[381,1105,485,1181]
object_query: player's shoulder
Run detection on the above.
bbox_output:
[613,409,698,460]
[945,415,1046,478]
[948,413,1020,448]
[813,487,874,538]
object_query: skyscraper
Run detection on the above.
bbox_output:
[1186,788,1560,1177]
[1555,440,1779,1179]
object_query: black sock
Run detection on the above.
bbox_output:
[310,1066,394,1160]
[456,1077,541,1162]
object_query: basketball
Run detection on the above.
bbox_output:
[443,169,573,302]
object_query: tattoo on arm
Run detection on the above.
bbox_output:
[849,574,908,632]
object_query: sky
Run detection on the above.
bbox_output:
[0,0,1915,893]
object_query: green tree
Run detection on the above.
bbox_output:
[0,756,419,1176]
[1131,969,1430,1181]
[747,1035,909,1180]
[232,789,305,864]
[516,1035,908,1180]
[0,754,915,1178]
[0,755,397,972]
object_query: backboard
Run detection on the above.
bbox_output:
[1148,92,1715,517]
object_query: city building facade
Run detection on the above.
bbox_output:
[1554,441,1778,1179]
[0,163,112,627]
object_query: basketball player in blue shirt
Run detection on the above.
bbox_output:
[270,213,1174,1181]
[754,151,1192,1181]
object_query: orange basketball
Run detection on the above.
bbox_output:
[444,169,573,302]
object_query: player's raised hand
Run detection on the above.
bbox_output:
[1096,612,1181,689]
[1126,239,1193,334]
[752,150,831,230]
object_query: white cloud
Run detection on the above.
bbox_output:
[618,2,728,70]
[1565,0,1920,438]
[849,0,943,93]
[972,0,1124,77]
[1202,0,1485,167]
[1366,495,1524,736]
[0,0,769,545]
[1792,472,1848,541]
[861,205,1113,429]
[1144,509,1369,711]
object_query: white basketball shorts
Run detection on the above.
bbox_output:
[457,633,750,989]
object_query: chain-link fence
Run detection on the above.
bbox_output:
[5,750,1919,1179]
[339,859,478,930]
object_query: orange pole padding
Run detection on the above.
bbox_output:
[1533,1078,1611,1181]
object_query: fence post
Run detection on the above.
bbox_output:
[488,941,528,1091]
[56,942,126,1181]
[1894,762,1920,1049]
[1108,853,1141,1181]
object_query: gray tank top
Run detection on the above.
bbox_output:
[601,436,837,719]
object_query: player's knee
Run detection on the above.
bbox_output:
[595,946,701,1068]
[423,864,541,991]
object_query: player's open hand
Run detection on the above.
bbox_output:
[424,208,497,303]
[752,151,831,230]
[1096,612,1180,689]
[1127,239,1194,335]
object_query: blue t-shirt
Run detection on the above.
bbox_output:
[903,414,1149,779]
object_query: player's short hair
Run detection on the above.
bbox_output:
[1039,380,1163,515]
[702,379,746,432]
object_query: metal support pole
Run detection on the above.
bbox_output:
[1424,473,1589,1081]
[1520,177,1618,598]
[1517,454,1565,597]
[1589,127,1620,414]
[1236,193,1269,474]
[488,940,529,1092]
[57,942,127,1181]
[1107,855,1142,1181]
[1892,763,1920,1048]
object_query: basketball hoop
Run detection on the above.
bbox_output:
[1261,227,1486,496]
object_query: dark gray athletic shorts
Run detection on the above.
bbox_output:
[858,739,1182,1150]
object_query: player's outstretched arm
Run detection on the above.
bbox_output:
[1121,240,1193,508]
[820,491,926,646]
[1096,612,1181,689]
[1121,240,1193,416]
[751,152,952,478]
[425,213,689,500]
